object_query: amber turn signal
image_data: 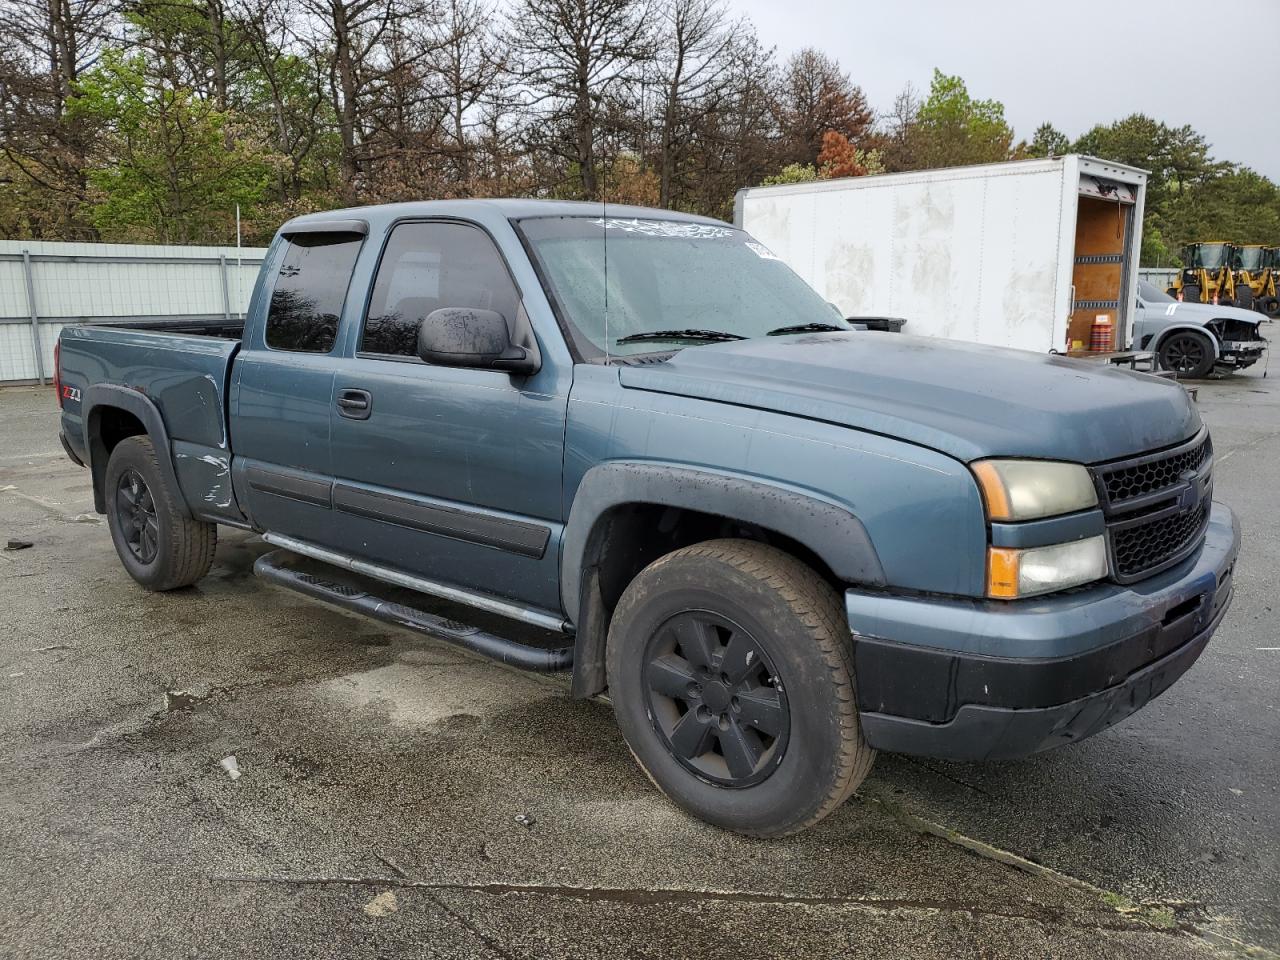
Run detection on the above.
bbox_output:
[986,547,1021,599]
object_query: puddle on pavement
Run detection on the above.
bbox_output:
[310,662,553,728]
[164,688,214,712]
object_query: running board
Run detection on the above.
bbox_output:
[261,531,567,632]
[254,550,574,672]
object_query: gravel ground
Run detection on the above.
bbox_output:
[1,373,1276,960]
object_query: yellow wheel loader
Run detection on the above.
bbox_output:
[1230,244,1275,312]
[1255,247,1280,318]
[1167,242,1237,305]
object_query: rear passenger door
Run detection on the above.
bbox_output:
[230,226,364,546]
[326,219,569,613]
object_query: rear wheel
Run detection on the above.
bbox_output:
[105,436,216,591]
[606,539,874,837]
[1158,330,1215,380]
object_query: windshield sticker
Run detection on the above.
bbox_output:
[589,218,734,240]
[745,241,779,261]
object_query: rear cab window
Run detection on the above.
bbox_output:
[265,233,364,353]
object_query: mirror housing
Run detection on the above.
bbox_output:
[417,308,539,375]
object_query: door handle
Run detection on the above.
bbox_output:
[336,388,372,420]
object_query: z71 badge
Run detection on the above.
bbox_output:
[61,385,81,402]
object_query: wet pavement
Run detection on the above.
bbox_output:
[1,373,1276,959]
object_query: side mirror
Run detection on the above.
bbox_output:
[417,308,539,374]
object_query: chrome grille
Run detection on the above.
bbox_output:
[1093,429,1213,583]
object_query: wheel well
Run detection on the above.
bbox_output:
[1156,326,1217,353]
[570,502,842,698]
[94,406,147,454]
[87,405,147,512]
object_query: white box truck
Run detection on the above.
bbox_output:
[735,155,1149,355]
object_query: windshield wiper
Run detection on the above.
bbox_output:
[766,322,848,336]
[616,328,747,344]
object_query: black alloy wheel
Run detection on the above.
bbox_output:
[116,468,160,564]
[642,610,789,787]
[1159,331,1214,379]
[606,539,876,836]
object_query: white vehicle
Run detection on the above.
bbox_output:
[1133,281,1267,378]
[735,155,1149,355]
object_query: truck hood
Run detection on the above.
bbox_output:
[618,332,1201,464]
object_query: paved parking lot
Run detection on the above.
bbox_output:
[1,373,1276,959]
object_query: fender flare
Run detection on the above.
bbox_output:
[561,461,885,696]
[83,384,191,518]
[1152,324,1222,359]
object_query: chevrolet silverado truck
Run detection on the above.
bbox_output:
[56,201,1240,837]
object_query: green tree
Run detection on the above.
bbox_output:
[760,162,818,186]
[1071,114,1242,263]
[1026,122,1069,158]
[71,50,277,243]
[908,69,1014,168]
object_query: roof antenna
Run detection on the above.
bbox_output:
[602,177,610,365]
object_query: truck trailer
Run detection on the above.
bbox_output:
[735,155,1149,356]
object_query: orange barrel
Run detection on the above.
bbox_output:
[1089,315,1114,352]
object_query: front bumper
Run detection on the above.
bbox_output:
[847,502,1240,761]
[1217,339,1267,368]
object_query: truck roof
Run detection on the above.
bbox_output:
[280,198,725,235]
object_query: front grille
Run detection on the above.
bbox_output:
[1100,433,1212,504]
[1093,430,1213,583]
[1112,500,1209,578]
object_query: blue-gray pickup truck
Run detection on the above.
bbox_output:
[56,200,1240,836]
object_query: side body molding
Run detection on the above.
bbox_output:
[83,383,190,518]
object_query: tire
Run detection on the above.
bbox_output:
[606,539,875,837]
[1234,287,1255,310]
[1260,296,1280,318]
[1182,283,1202,303]
[1158,330,1216,380]
[104,435,216,591]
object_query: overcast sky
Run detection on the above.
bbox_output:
[728,0,1280,181]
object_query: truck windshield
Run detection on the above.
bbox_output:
[1138,280,1176,304]
[1187,243,1229,269]
[517,216,845,359]
[1235,247,1264,271]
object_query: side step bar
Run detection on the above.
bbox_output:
[254,550,574,672]
[262,531,567,631]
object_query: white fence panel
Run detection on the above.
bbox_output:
[0,240,268,384]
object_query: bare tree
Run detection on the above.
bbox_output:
[233,0,335,199]
[0,0,120,235]
[297,0,446,187]
[508,0,652,199]
[776,47,871,167]
[653,0,738,208]
[425,0,505,183]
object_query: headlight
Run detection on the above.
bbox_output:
[987,536,1108,598]
[971,459,1098,521]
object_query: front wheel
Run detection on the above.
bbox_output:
[606,540,875,837]
[1158,330,1215,379]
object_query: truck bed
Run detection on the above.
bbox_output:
[58,321,244,524]
[79,316,245,340]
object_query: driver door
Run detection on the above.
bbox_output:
[325,219,568,613]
